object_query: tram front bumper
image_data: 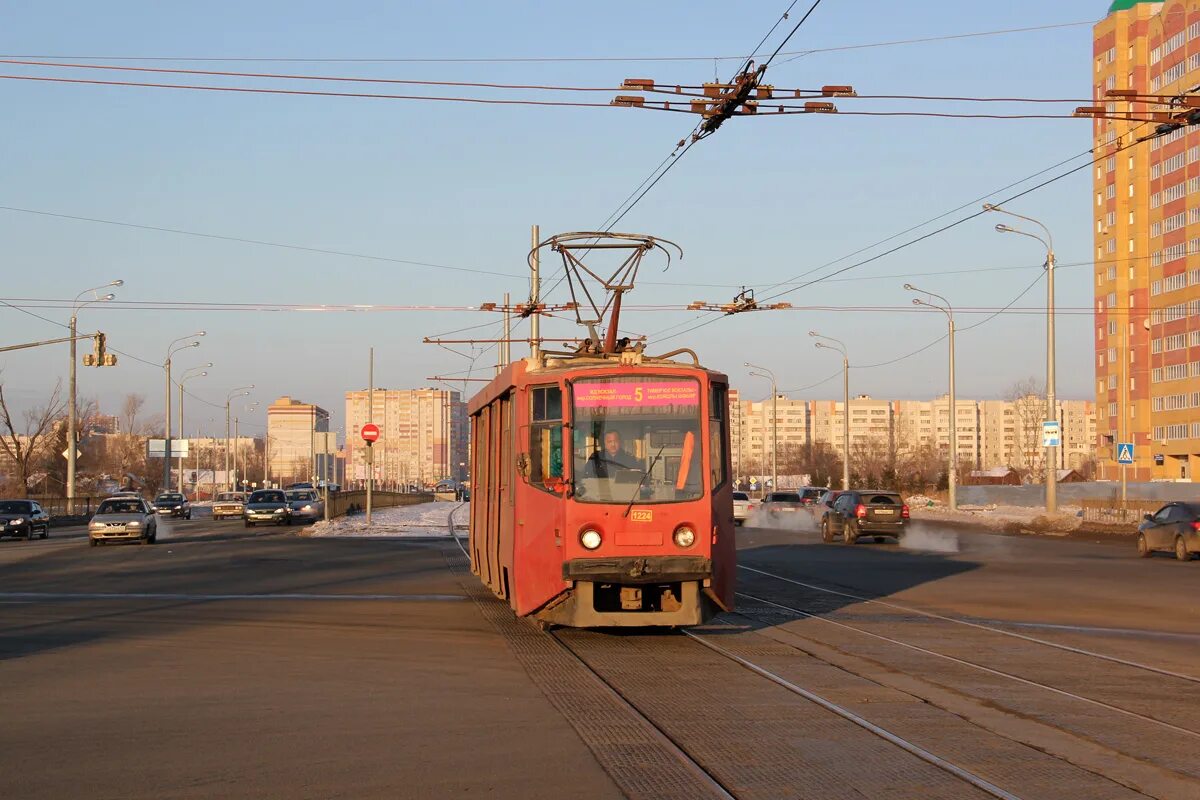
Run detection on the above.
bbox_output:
[562,556,712,584]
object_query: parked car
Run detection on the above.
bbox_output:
[732,491,754,526]
[212,492,247,521]
[823,490,909,544]
[88,496,157,546]
[1137,503,1200,561]
[286,490,324,523]
[150,492,191,519]
[244,489,291,527]
[760,491,806,518]
[0,499,51,540]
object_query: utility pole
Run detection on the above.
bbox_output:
[811,332,851,490]
[986,205,1057,513]
[907,285,957,511]
[366,346,374,525]
[67,280,121,512]
[745,363,777,495]
[531,224,540,360]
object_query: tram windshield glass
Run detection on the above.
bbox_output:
[572,376,704,504]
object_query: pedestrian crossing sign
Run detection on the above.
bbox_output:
[1116,443,1135,465]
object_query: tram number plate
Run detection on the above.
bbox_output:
[630,510,653,523]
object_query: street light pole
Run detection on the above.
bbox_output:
[906,285,958,511]
[811,332,851,490]
[163,332,205,491]
[67,281,121,511]
[225,386,254,492]
[985,204,1057,514]
[178,364,211,493]
[744,362,777,494]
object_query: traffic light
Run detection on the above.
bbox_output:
[84,333,117,367]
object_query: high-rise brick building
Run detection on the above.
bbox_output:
[1094,0,1200,480]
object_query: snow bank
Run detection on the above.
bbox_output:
[907,497,1082,534]
[303,501,466,538]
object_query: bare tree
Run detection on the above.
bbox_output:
[0,380,67,497]
[849,435,893,488]
[1007,378,1047,483]
[895,443,943,494]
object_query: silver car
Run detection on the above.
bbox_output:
[286,490,325,523]
[212,492,247,521]
[732,491,754,526]
[89,497,158,546]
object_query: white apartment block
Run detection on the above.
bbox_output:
[344,388,468,488]
[729,391,1096,475]
[266,397,330,485]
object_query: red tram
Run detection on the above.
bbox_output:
[468,348,736,626]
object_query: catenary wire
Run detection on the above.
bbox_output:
[0,205,524,279]
[0,22,1095,65]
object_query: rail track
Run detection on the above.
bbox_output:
[446,505,1029,800]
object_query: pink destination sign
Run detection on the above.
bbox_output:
[575,381,700,409]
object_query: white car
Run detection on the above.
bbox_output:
[733,491,754,526]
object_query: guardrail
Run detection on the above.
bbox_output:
[325,491,433,519]
[1079,498,1161,526]
[27,496,106,517]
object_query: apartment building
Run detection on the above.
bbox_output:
[266,397,330,485]
[1093,0,1200,480]
[344,388,467,488]
[728,391,1096,477]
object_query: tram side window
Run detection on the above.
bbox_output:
[710,384,728,489]
[530,385,564,492]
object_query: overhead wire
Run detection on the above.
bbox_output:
[0,205,523,279]
[0,21,1095,65]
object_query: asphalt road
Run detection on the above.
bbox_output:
[1,508,1196,799]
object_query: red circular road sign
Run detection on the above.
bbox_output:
[360,423,381,443]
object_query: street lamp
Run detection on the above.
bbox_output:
[984,203,1058,513]
[178,364,211,493]
[67,280,121,512]
[235,400,259,492]
[810,331,851,491]
[225,385,254,491]
[163,331,205,489]
[744,362,778,495]
[906,284,958,511]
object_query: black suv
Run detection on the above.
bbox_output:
[822,490,908,544]
[151,492,191,519]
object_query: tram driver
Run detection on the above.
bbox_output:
[584,430,636,478]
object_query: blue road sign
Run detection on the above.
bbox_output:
[1117,443,1135,465]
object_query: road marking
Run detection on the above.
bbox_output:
[0,592,465,602]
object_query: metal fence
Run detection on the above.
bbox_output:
[325,491,434,519]
[1079,499,1162,526]
[29,496,106,517]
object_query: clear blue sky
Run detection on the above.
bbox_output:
[0,1,1109,438]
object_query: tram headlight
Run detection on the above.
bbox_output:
[673,525,696,548]
[580,529,603,550]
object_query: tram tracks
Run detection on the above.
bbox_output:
[733,563,1200,797]
[447,508,1036,799]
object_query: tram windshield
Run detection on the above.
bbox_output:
[572,376,704,504]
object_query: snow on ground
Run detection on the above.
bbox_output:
[304,501,466,537]
[907,496,1082,533]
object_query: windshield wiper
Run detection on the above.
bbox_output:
[624,445,666,518]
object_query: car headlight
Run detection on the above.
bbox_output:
[274,508,285,514]
[90,521,104,529]
[302,505,313,511]
[174,505,181,510]
[673,526,696,548]
[127,521,141,528]
[580,529,602,550]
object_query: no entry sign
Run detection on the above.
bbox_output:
[360,423,380,443]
